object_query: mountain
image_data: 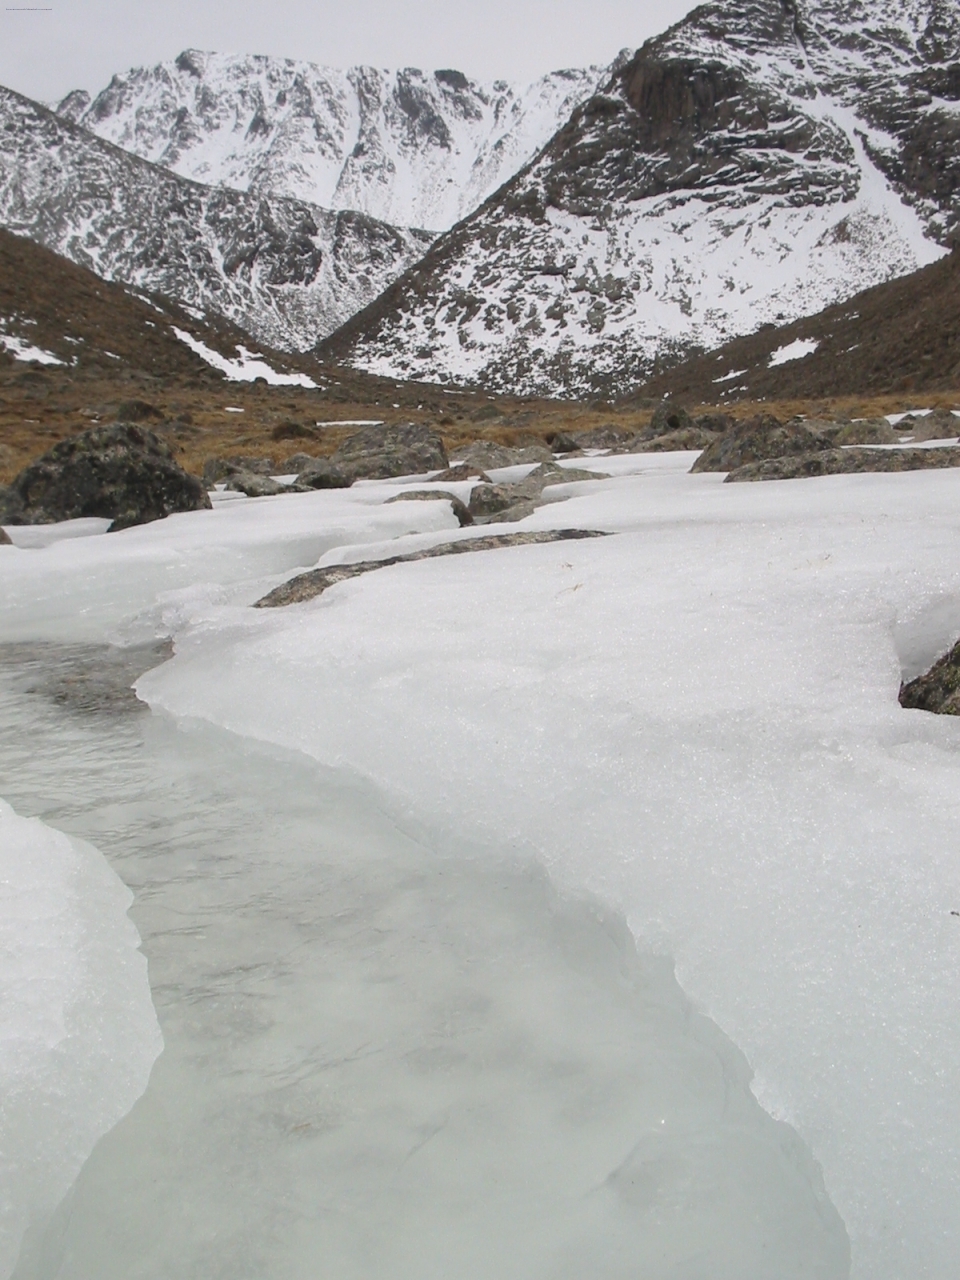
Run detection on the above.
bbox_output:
[0,84,433,352]
[637,246,960,402]
[318,0,960,398]
[0,225,320,380]
[59,51,611,233]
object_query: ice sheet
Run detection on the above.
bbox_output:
[127,463,960,1280]
[0,801,160,1279]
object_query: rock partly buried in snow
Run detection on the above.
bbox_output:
[384,490,474,526]
[545,431,580,454]
[432,463,492,482]
[0,524,11,545]
[725,446,960,483]
[691,415,834,473]
[256,530,610,607]
[899,639,960,715]
[453,441,554,470]
[632,427,722,453]
[331,423,448,480]
[0,424,211,529]
[295,460,353,490]
[224,471,298,498]
[897,409,960,442]
[468,462,608,524]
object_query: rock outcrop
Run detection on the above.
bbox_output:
[725,445,960,483]
[0,424,211,529]
[692,415,833,473]
[330,423,448,480]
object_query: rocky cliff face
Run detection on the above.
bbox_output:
[0,85,433,351]
[60,51,611,233]
[319,0,960,397]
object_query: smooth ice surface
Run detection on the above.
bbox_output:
[129,465,960,1280]
[0,648,846,1280]
[5,455,960,1277]
[0,799,160,1279]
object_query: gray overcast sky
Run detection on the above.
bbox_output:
[0,0,695,104]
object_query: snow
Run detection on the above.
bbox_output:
[0,801,161,1278]
[172,329,317,387]
[0,334,65,366]
[2,458,960,1273]
[714,368,748,383]
[768,338,820,366]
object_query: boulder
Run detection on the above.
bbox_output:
[432,463,492,482]
[282,453,320,472]
[331,423,448,479]
[0,524,11,545]
[695,413,736,434]
[271,421,319,442]
[203,456,275,486]
[452,440,554,470]
[630,428,719,452]
[829,418,898,445]
[114,399,164,423]
[384,490,473,526]
[296,460,353,490]
[545,431,580,453]
[900,640,960,715]
[691,414,833,473]
[572,426,635,450]
[644,401,696,439]
[224,471,290,497]
[0,423,211,530]
[725,445,960,483]
[897,408,960,441]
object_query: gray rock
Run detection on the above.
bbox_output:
[692,414,834,473]
[0,423,211,530]
[296,460,353,489]
[546,431,580,453]
[830,418,899,446]
[384,490,473,526]
[645,401,695,439]
[897,409,960,442]
[572,426,635,450]
[900,640,960,715]
[725,446,960,483]
[282,452,320,472]
[332,423,448,480]
[432,463,492,482]
[224,471,290,497]
[203,456,275,486]
[453,440,553,470]
[695,413,736,434]
[629,427,719,452]
[256,529,610,608]
[0,524,11,545]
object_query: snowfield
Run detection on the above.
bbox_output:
[3,453,960,1278]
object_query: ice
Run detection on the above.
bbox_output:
[4,459,960,1275]
[0,650,846,1280]
[0,800,160,1279]
[129,465,960,1280]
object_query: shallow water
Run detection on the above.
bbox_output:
[0,643,847,1279]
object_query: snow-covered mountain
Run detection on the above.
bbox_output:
[59,52,612,233]
[320,0,960,397]
[0,85,433,351]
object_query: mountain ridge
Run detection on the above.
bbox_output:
[58,51,614,233]
[318,0,959,398]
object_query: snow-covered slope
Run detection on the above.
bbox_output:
[0,85,433,351]
[320,0,960,397]
[60,52,611,233]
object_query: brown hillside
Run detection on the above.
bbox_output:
[637,250,960,404]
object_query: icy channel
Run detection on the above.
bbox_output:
[0,642,846,1280]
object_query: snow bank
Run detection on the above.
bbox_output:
[0,335,65,366]
[768,338,819,366]
[129,465,960,1280]
[0,801,161,1278]
[172,329,317,387]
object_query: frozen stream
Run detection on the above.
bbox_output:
[0,641,846,1279]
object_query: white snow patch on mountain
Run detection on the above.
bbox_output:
[769,339,820,367]
[0,333,66,365]
[172,328,317,386]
